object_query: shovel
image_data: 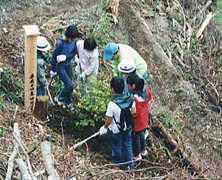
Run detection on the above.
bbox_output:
[69,131,100,150]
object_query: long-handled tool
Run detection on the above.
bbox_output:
[46,78,55,106]
[69,131,100,151]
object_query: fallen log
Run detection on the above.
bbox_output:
[151,120,200,174]
[15,159,32,180]
[41,141,60,180]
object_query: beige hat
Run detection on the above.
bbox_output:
[37,36,51,51]
[118,61,136,73]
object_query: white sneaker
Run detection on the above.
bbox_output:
[133,154,142,161]
[141,150,148,156]
[65,103,74,111]
[54,96,64,106]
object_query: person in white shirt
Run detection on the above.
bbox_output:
[75,38,99,95]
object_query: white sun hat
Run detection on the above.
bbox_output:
[118,60,136,73]
[37,36,51,51]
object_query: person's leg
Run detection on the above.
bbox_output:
[37,86,46,96]
[57,64,73,104]
[77,75,86,96]
[132,131,141,156]
[108,130,122,164]
[37,86,41,96]
[122,130,134,169]
[140,128,146,152]
[65,64,73,104]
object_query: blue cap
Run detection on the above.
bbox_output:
[103,43,118,60]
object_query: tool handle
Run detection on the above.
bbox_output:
[69,131,100,150]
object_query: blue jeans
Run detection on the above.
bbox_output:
[37,86,46,96]
[57,63,73,104]
[108,130,134,169]
[132,128,146,156]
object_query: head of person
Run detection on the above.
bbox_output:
[118,61,136,75]
[84,38,97,51]
[65,24,79,43]
[111,76,124,94]
[37,36,51,52]
[127,73,144,92]
[103,43,119,60]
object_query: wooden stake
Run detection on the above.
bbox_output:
[23,25,40,113]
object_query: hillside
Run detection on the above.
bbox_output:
[0,0,222,179]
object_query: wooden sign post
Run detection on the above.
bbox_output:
[23,25,40,113]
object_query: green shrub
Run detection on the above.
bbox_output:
[74,72,112,127]
[0,65,24,102]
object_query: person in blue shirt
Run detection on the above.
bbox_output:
[50,25,79,110]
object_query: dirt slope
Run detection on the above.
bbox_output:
[116,0,222,177]
[0,0,222,179]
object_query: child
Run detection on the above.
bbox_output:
[75,37,99,95]
[99,76,134,169]
[127,73,152,160]
[37,36,51,96]
[50,24,79,110]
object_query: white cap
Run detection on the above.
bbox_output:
[37,36,51,51]
[118,61,136,73]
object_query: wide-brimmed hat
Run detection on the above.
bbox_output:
[103,43,118,60]
[37,36,51,51]
[118,61,136,73]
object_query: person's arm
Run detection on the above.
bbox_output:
[104,116,113,128]
[51,40,63,72]
[131,101,136,115]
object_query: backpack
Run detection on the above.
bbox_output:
[113,102,134,132]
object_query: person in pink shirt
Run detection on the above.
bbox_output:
[127,73,152,160]
[75,38,99,95]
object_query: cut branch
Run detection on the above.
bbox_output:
[16,159,32,180]
[5,123,20,180]
[195,12,215,39]
[41,141,60,180]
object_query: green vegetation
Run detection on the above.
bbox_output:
[213,1,222,22]
[0,65,24,102]
[216,58,222,72]
[74,72,112,127]
[152,105,184,135]
[0,127,7,137]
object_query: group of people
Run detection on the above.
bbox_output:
[37,25,99,110]
[36,24,152,170]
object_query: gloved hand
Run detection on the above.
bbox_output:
[99,126,108,135]
[74,56,79,65]
[79,72,86,81]
[50,70,57,78]
[57,55,66,63]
